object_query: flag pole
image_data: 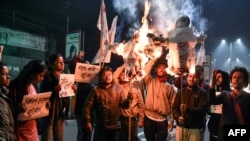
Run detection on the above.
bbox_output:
[128,98,131,141]
[99,0,103,68]
[180,73,184,141]
[128,77,133,141]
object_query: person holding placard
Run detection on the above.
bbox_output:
[9,60,48,141]
[207,69,230,141]
[39,53,77,141]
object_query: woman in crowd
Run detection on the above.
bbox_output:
[9,60,47,141]
[208,69,230,141]
[39,53,77,141]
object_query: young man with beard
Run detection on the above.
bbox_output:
[113,65,145,141]
[210,66,250,141]
[143,59,176,141]
[83,66,133,141]
[172,71,209,141]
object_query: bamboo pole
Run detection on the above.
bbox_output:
[180,74,184,141]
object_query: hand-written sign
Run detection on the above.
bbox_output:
[59,74,75,98]
[17,92,52,121]
[74,63,100,83]
[210,92,222,114]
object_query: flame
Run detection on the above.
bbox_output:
[115,42,127,57]
[112,0,158,81]
[189,65,195,74]
[113,0,169,81]
[133,0,163,70]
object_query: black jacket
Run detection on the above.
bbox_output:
[83,84,129,130]
[173,85,208,129]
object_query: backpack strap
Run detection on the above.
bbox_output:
[231,91,245,125]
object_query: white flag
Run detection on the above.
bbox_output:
[96,0,109,63]
[92,11,118,64]
[109,15,118,45]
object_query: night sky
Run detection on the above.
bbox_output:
[203,0,250,71]
[204,0,250,49]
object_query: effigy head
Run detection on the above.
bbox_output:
[175,15,191,28]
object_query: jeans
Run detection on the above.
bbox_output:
[143,116,168,141]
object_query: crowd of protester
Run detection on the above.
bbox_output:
[0,49,250,141]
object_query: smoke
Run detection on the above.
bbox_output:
[112,0,144,42]
[112,0,207,40]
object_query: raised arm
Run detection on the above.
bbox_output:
[143,59,156,84]
[113,64,125,85]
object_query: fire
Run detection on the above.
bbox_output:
[111,0,162,81]
[110,0,205,80]
[189,65,196,74]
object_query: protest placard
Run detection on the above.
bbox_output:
[59,74,75,98]
[74,63,100,83]
[17,91,51,121]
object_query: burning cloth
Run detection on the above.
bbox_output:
[123,41,139,80]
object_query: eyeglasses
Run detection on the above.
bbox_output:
[1,73,10,77]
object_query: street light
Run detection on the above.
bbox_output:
[229,38,244,71]
[229,42,232,71]
[213,38,247,72]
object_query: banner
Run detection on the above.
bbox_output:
[17,92,51,121]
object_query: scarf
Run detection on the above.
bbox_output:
[157,75,167,82]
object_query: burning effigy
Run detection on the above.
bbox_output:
[147,16,207,76]
[109,0,158,81]
[166,15,206,75]
[109,0,206,80]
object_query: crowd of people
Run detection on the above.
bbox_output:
[0,49,250,141]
